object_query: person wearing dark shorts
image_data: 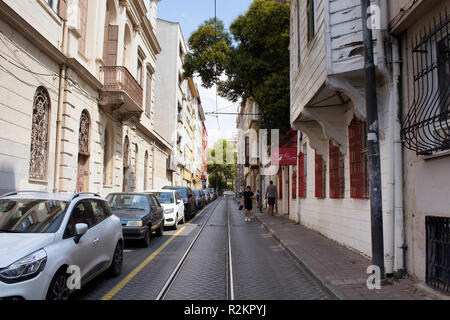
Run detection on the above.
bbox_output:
[241,186,255,222]
[265,181,278,216]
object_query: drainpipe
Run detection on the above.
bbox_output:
[53,19,69,193]
[392,37,405,275]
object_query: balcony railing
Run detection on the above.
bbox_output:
[100,66,143,110]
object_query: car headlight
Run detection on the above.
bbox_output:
[0,249,47,283]
[126,220,143,227]
[164,208,174,214]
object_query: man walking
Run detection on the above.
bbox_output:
[241,186,256,222]
[265,181,278,216]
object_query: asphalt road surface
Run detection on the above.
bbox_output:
[71,198,332,300]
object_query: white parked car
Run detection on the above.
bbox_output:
[0,191,123,300]
[146,190,184,230]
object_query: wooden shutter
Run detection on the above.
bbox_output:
[292,168,297,199]
[78,0,88,54]
[146,70,152,114]
[58,0,67,20]
[329,141,344,199]
[105,25,119,66]
[298,151,306,198]
[349,118,368,199]
[315,150,325,198]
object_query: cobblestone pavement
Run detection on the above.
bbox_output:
[72,198,333,300]
[255,211,435,300]
[229,200,331,300]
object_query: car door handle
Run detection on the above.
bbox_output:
[93,238,99,245]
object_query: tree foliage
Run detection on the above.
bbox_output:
[207,139,236,192]
[183,0,291,134]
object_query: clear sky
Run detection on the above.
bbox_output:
[157,0,254,147]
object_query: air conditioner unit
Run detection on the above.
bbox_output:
[167,155,177,171]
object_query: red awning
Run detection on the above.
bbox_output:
[272,147,297,165]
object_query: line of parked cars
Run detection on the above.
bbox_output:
[0,187,218,300]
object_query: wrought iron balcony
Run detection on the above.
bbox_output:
[99,66,143,121]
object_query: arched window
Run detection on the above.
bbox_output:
[78,110,90,155]
[29,86,51,181]
[77,110,90,192]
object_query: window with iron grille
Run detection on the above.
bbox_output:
[29,87,51,181]
[315,150,326,199]
[298,148,307,198]
[402,9,450,155]
[292,168,297,199]
[329,141,345,199]
[349,118,369,199]
[426,216,450,293]
[278,168,283,200]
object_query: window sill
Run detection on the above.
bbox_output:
[422,150,450,161]
[37,0,62,26]
[29,178,49,185]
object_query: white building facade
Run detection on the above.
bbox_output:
[0,0,170,196]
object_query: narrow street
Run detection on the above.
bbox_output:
[71,198,332,300]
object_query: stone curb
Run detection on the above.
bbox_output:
[254,213,348,300]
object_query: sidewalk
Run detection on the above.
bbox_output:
[254,211,435,300]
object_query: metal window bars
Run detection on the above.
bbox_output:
[402,8,450,155]
[426,216,450,293]
[329,141,345,199]
[314,150,326,199]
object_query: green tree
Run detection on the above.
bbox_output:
[184,0,291,134]
[207,139,237,192]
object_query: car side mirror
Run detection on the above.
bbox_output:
[74,223,88,244]
[177,199,182,204]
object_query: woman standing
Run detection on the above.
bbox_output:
[241,186,256,222]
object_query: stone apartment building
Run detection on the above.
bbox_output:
[290,0,449,293]
[0,0,172,196]
[153,18,207,189]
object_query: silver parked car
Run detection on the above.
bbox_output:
[0,191,123,300]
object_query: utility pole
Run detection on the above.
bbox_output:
[360,0,385,281]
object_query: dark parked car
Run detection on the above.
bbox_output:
[106,193,164,247]
[193,190,206,209]
[202,189,211,203]
[162,186,197,220]
[209,188,218,200]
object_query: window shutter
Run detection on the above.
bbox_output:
[315,150,325,198]
[298,151,306,198]
[105,25,119,66]
[329,141,344,199]
[78,0,88,55]
[58,0,67,20]
[292,168,297,199]
[349,118,369,199]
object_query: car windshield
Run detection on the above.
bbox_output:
[0,199,69,233]
[106,194,149,211]
[170,188,187,201]
[155,192,173,204]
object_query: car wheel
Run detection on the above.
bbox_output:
[108,241,123,277]
[46,269,70,301]
[172,215,178,230]
[155,221,164,237]
[142,227,151,247]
